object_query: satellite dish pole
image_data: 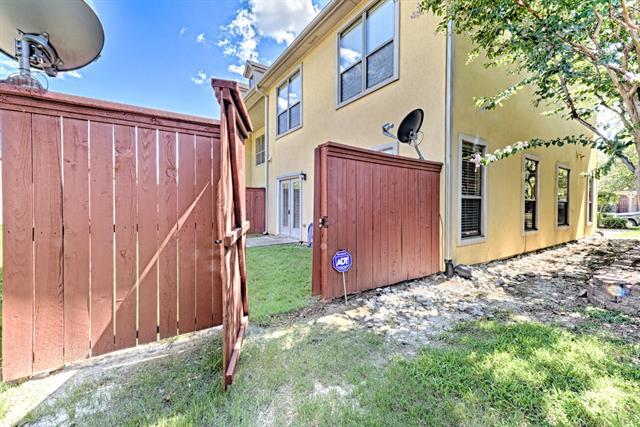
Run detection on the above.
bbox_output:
[0,0,105,89]
[381,109,425,160]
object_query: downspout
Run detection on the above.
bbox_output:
[257,87,269,234]
[444,20,455,278]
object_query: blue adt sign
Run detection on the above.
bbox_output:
[332,250,352,273]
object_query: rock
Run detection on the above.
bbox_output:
[496,278,506,286]
[577,289,587,298]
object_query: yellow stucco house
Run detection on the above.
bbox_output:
[240,0,597,268]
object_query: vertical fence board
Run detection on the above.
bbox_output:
[430,174,440,273]
[62,118,90,362]
[158,130,178,339]
[195,135,214,330]
[344,159,357,295]
[32,114,64,373]
[114,125,138,350]
[137,127,159,344]
[212,136,223,326]
[90,121,114,356]
[1,110,34,380]
[245,188,265,234]
[178,133,196,333]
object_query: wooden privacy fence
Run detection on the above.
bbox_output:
[312,142,443,301]
[1,80,251,385]
[245,187,265,234]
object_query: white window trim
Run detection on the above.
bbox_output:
[522,154,540,236]
[555,162,571,230]
[255,133,265,167]
[372,141,398,154]
[586,174,596,225]
[457,134,488,246]
[275,172,305,241]
[275,65,303,139]
[335,0,400,110]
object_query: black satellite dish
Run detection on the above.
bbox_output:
[381,108,425,159]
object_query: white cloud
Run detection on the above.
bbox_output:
[190,70,208,85]
[180,27,188,36]
[59,70,82,79]
[220,0,321,76]
[196,32,209,46]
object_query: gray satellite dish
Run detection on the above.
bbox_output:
[381,109,425,160]
[0,0,104,89]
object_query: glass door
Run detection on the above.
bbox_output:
[279,177,301,239]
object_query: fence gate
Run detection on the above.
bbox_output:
[312,142,443,301]
[1,80,251,386]
[245,187,266,235]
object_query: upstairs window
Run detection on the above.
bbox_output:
[523,157,539,232]
[255,135,265,166]
[277,71,302,135]
[461,141,485,239]
[557,166,570,226]
[338,0,397,104]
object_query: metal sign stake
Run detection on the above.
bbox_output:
[342,272,348,304]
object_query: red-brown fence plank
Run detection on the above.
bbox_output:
[158,130,178,339]
[114,125,137,350]
[62,117,90,363]
[90,121,115,356]
[345,159,357,295]
[32,114,64,373]
[178,133,196,334]
[212,136,223,327]
[430,174,440,273]
[195,135,214,330]
[137,127,159,344]
[1,110,34,381]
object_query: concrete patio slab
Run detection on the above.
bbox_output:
[247,234,300,248]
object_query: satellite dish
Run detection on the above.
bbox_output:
[0,0,104,89]
[381,108,425,160]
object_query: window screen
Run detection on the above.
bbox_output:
[524,158,538,231]
[557,167,570,226]
[461,142,485,239]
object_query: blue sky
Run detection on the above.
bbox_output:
[0,0,329,118]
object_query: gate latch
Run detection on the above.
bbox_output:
[318,216,329,228]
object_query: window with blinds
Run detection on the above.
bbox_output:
[276,71,302,135]
[255,135,265,166]
[557,167,570,226]
[524,158,539,231]
[461,141,485,239]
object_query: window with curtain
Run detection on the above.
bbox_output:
[557,167,570,226]
[338,0,396,104]
[255,135,265,166]
[276,71,302,135]
[524,158,539,231]
[461,141,485,239]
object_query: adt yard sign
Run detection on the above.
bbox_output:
[332,250,352,273]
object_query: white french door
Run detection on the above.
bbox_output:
[279,177,301,239]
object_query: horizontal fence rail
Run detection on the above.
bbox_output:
[1,86,225,381]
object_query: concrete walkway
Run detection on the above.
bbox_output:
[246,234,300,248]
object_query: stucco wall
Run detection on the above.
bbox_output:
[259,1,447,240]
[450,36,597,265]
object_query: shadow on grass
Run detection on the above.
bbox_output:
[302,321,640,426]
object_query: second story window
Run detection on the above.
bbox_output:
[255,135,265,166]
[338,0,397,105]
[277,71,302,136]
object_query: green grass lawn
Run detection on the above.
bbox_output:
[246,244,311,323]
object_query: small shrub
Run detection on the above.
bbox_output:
[599,215,628,229]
